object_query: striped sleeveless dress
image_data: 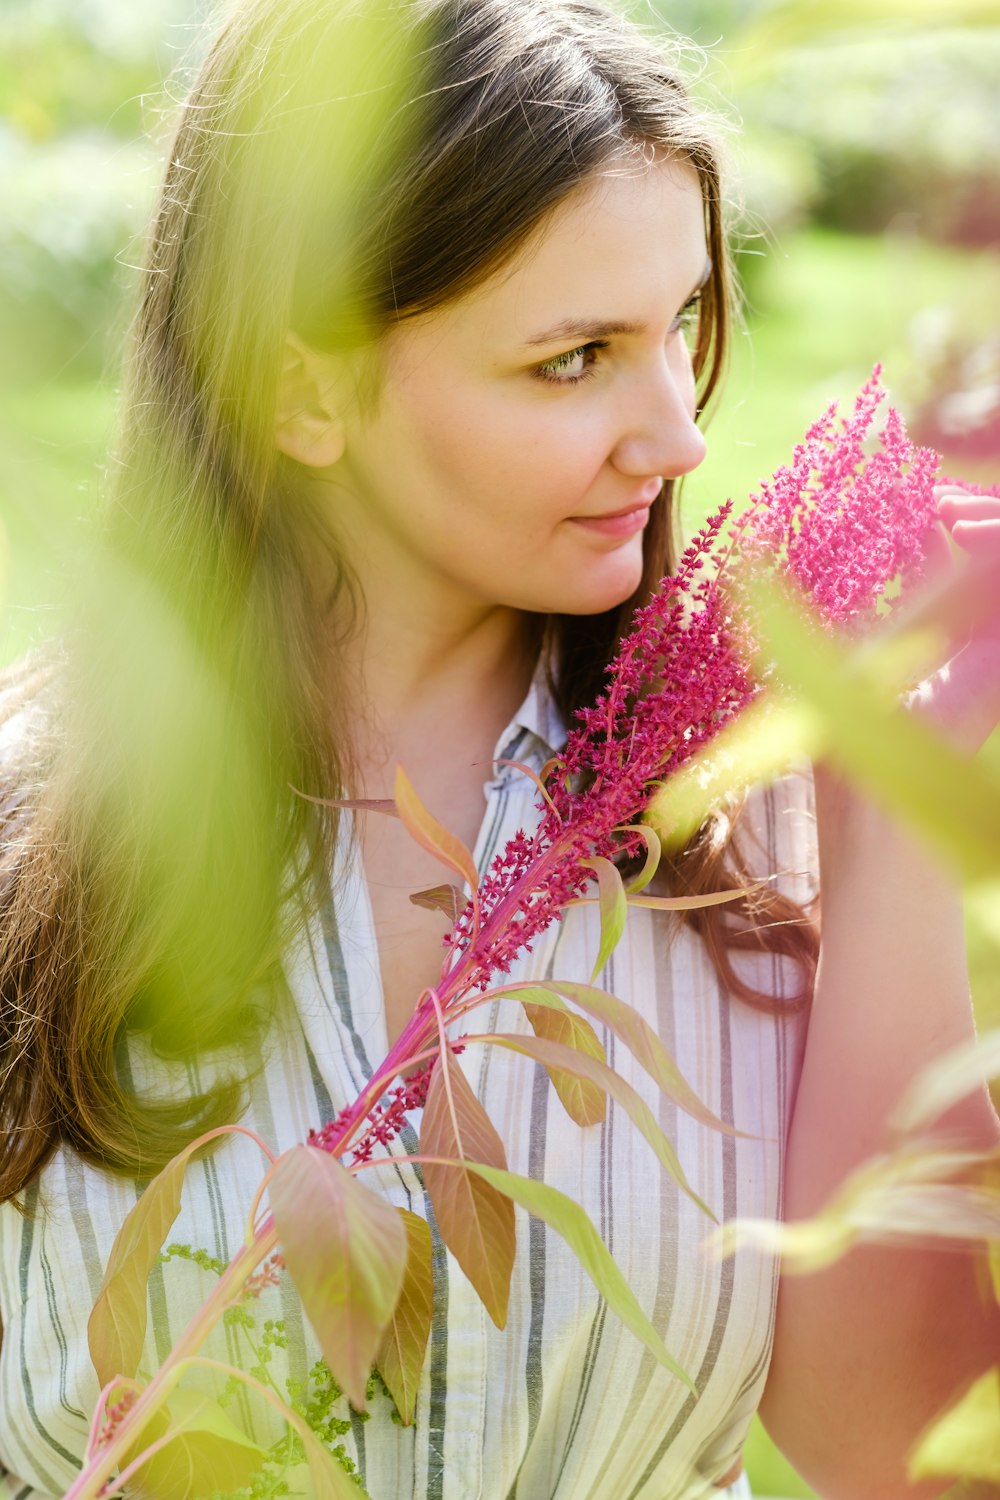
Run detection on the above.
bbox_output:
[0,672,816,1499]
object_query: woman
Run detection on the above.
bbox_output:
[0,1,997,1496]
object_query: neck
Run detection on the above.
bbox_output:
[327,562,541,790]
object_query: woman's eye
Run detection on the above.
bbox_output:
[535,342,606,385]
[671,291,702,341]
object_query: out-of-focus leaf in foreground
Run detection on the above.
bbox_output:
[650,695,824,851]
[741,579,1000,881]
[713,1147,1000,1271]
[892,1028,1000,1137]
[909,1368,1000,1485]
[119,1390,265,1500]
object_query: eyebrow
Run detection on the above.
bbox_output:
[520,256,713,349]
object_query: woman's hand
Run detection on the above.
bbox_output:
[902,483,1000,754]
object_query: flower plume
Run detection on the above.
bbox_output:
[439,366,943,996]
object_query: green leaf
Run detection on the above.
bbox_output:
[522,1001,606,1126]
[120,1389,265,1500]
[461,1162,695,1392]
[375,1209,433,1426]
[269,1146,407,1408]
[498,981,744,1140]
[572,887,763,913]
[621,824,661,894]
[909,1367,1000,1484]
[473,1031,715,1221]
[625,887,762,912]
[581,855,628,981]
[183,1357,373,1500]
[420,1048,515,1328]
[295,1420,372,1500]
[394,765,479,893]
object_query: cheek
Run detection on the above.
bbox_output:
[420,398,602,515]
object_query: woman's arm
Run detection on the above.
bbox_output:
[759,767,1000,1499]
[760,487,1000,1498]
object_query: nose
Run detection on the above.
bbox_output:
[611,353,707,482]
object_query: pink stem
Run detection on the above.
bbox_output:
[63,1222,278,1500]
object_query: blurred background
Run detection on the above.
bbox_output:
[1,1,998,1494]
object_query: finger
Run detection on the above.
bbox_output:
[951,518,1000,559]
[919,519,953,583]
[905,635,1000,755]
[938,496,1000,526]
[891,550,1000,658]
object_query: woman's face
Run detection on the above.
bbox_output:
[324,155,710,621]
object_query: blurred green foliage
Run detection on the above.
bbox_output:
[1,2,998,1495]
[738,29,1000,246]
[0,0,205,378]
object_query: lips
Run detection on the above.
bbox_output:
[568,481,661,537]
[571,478,663,526]
[568,502,653,539]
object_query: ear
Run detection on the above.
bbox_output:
[275,332,346,468]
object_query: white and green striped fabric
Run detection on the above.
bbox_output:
[0,674,816,1499]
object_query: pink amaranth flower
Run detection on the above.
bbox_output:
[736,366,941,627]
[440,369,942,995]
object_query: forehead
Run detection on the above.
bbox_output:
[397,156,708,359]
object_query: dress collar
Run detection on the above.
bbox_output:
[490,650,568,777]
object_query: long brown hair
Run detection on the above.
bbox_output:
[0,0,815,1202]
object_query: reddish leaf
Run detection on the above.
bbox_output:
[89,1145,193,1385]
[290,787,399,816]
[420,1049,515,1328]
[409,883,465,921]
[502,981,745,1140]
[522,1002,606,1126]
[269,1146,407,1408]
[375,1209,433,1425]
[394,766,479,892]
[88,1126,274,1388]
[494,757,560,817]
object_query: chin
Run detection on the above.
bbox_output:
[559,556,645,617]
